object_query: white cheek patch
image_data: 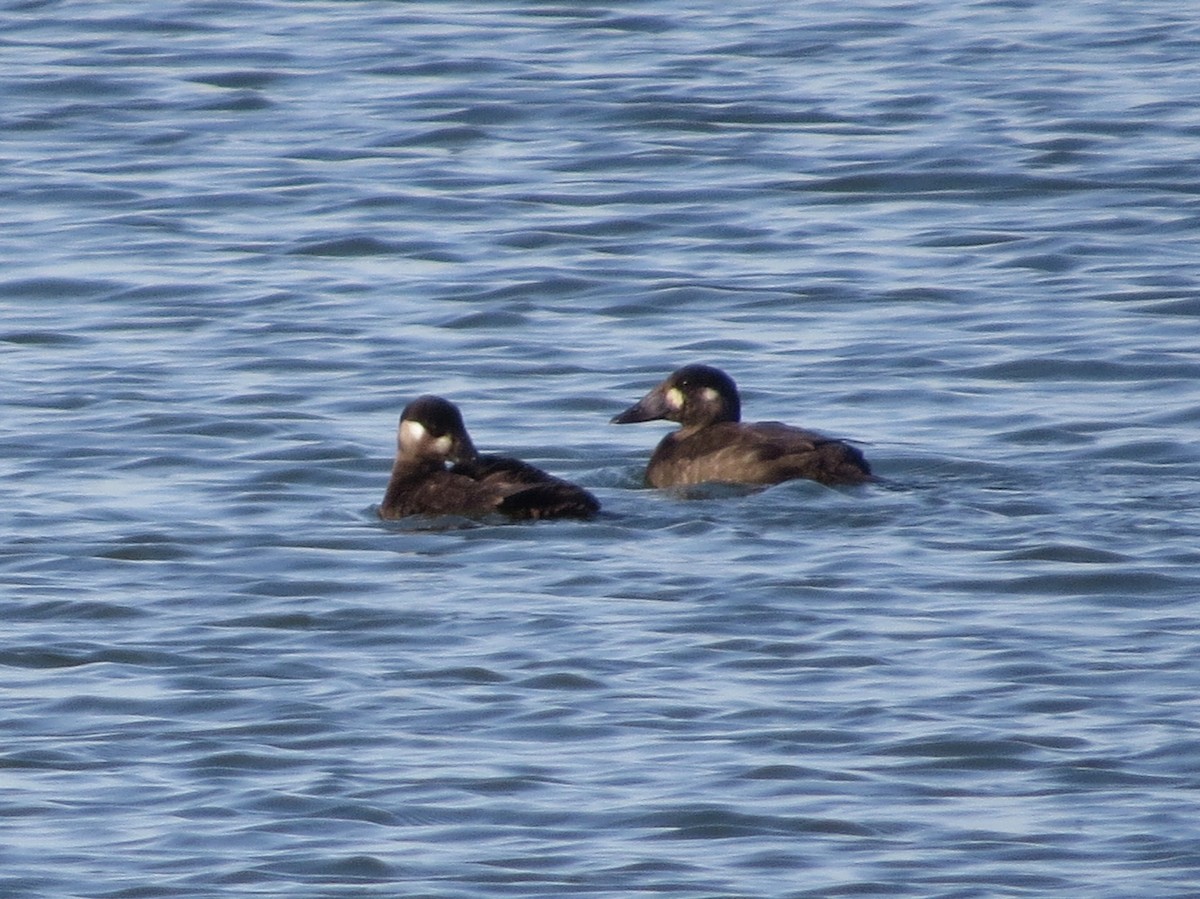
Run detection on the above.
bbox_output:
[701,387,720,403]
[432,435,452,455]
[666,387,685,409]
[400,420,429,448]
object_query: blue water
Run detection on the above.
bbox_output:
[3,2,1200,896]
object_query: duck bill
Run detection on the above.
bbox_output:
[611,386,669,424]
[448,430,478,464]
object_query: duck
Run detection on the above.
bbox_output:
[611,364,872,488]
[380,395,600,520]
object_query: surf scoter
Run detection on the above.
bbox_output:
[380,395,599,520]
[611,364,872,488]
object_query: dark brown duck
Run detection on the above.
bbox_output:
[380,395,599,520]
[611,364,872,488]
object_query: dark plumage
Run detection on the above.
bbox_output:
[611,364,872,488]
[380,395,599,521]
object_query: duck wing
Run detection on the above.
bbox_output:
[452,454,599,519]
[379,466,503,519]
[451,453,556,486]
[495,482,600,520]
[742,421,872,485]
[649,422,870,488]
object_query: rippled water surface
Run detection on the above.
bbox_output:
[4,2,1200,896]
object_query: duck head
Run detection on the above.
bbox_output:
[611,364,741,429]
[397,395,478,465]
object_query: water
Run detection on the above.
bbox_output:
[3,2,1200,896]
